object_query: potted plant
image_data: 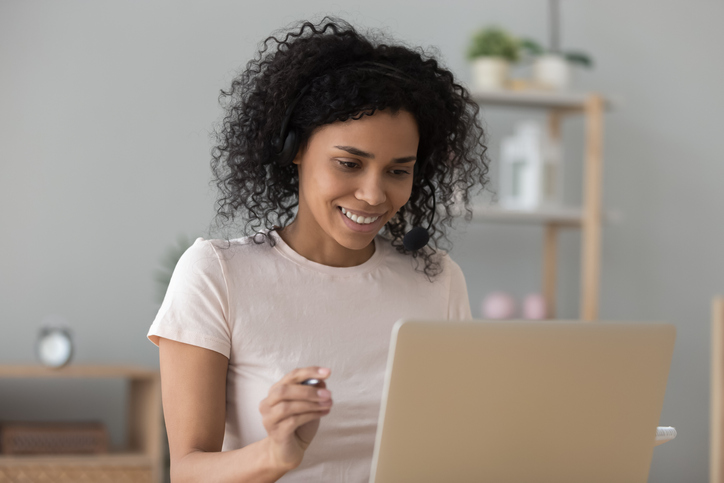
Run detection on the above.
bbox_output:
[520,38,593,90]
[466,26,521,91]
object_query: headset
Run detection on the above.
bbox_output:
[270,61,436,251]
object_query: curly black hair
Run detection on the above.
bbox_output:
[209,15,490,280]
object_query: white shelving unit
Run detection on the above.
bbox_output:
[472,205,621,227]
[469,89,616,321]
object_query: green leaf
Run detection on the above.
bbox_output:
[520,38,545,55]
[565,51,593,68]
[467,26,521,62]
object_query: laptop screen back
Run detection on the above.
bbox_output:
[369,320,676,483]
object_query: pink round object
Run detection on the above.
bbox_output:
[522,293,547,320]
[481,291,517,319]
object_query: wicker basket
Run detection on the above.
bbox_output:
[0,464,153,482]
[0,422,108,455]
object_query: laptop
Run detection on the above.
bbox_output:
[368,320,676,483]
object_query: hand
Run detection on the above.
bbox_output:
[259,367,333,471]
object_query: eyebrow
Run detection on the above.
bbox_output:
[333,145,417,164]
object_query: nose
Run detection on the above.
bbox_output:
[354,172,387,207]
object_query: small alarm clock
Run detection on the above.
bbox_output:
[36,323,74,368]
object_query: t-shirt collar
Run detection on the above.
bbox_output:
[264,228,387,276]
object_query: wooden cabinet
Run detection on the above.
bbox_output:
[0,365,163,483]
[470,89,616,321]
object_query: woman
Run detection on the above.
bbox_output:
[147,16,489,482]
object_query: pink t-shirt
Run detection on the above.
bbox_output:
[147,229,472,482]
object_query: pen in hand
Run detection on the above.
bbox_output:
[259,367,332,471]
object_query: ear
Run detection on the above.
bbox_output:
[292,141,306,165]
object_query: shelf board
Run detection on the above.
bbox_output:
[0,451,152,466]
[471,205,620,226]
[470,89,617,111]
[0,365,158,380]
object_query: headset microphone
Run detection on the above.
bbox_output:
[402,226,429,252]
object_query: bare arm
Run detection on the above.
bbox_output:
[159,337,289,483]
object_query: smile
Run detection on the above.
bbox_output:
[339,207,381,225]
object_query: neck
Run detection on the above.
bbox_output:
[275,219,376,267]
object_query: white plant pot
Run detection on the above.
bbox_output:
[471,57,510,91]
[532,54,571,90]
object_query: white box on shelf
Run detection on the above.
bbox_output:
[499,120,563,210]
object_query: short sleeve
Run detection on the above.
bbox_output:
[446,256,473,321]
[147,238,232,358]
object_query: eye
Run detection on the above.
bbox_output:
[337,160,358,169]
[392,169,412,176]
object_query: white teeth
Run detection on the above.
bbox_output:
[340,207,379,225]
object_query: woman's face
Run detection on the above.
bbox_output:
[292,108,419,252]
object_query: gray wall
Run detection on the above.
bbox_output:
[1,1,721,481]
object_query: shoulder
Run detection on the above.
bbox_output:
[376,234,462,282]
[435,249,465,287]
[442,252,465,277]
[176,235,268,272]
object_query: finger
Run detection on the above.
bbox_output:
[266,399,333,427]
[265,383,332,407]
[273,366,331,389]
[278,408,332,434]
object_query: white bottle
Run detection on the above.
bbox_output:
[500,121,563,210]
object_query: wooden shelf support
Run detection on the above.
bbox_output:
[128,374,163,482]
[711,296,724,483]
[542,108,564,319]
[580,94,605,321]
[542,224,559,318]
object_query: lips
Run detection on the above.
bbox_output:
[338,206,384,232]
[338,206,386,218]
[339,208,380,225]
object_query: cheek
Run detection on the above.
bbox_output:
[393,181,415,208]
[307,168,349,203]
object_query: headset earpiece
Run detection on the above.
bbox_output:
[271,84,310,167]
[272,129,300,167]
